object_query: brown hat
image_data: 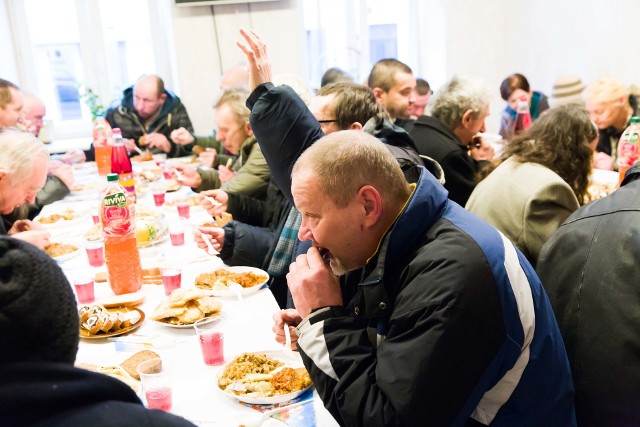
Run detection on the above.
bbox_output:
[550,75,585,107]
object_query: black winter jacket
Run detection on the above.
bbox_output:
[537,162,640,426]
[0,362,196,426]
[218,179,291,307]
[102,86,194,159]
[404,115,488,206]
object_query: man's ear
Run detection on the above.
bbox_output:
[244,121,254,136]
[349,122,363,130]
[358,185,382,229]
[372,87,385,101]
[460,109,475,129]
[159,93,168,103]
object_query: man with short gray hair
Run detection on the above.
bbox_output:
[406,75,493,205]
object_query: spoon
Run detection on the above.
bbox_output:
[282,321,297,359]
[132,145,145,155]
[228,282,244,304]
[198,230,219,256]
[237,400,307,427]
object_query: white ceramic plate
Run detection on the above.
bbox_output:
[216,350,311,405]
[195,266,269,297]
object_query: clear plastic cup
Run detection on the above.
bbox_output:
[137,358,173,411]
[161,268,181,296]
[194,317,224,366]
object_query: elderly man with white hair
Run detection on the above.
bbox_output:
[0,129,51,248]
[405,75,494,206]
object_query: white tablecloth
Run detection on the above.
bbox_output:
[39,161,339,427]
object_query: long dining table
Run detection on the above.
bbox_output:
[38,157,339,427]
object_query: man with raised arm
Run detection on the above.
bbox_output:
[237,28,576,426]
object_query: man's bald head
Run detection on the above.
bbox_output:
[22,93,46,136]
[220,65,249,90]
[133,74,167,119]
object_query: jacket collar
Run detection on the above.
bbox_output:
[354,166,449,320]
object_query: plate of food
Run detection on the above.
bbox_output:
[586,168,619,202]
[150,288,223,328]
[195,266,269,297]
[44,241,81,262]
[164,195,204,212]
[78,304,144,339]
[217,351,313,405]
[136,218,169,248]
[36,209,86,228]
[199,212,233,229]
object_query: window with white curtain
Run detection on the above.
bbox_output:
[302,0,446,92]
[7,0,173,139]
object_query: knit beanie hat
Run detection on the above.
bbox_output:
[0,236,79,364]
[550,75,585,107]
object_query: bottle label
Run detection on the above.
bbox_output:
[102,191,133,236]
[618,128,640,168]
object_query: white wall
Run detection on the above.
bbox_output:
[444,0,638,133]
[170,0,305,134]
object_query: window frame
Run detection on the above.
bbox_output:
[6,0,178,139]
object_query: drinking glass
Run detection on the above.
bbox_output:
[137,358,173,411]
[194,317,225,366]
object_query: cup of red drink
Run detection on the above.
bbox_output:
[176,201,190,219]
[84,236,105,267]
[169,222,185,246]
[161,268,182,296]
[137,358,173,412]
[152,189,166,207]
[74,276,95,304]
[194,317,224,366]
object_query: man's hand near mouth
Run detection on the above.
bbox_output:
[286,246,343,318]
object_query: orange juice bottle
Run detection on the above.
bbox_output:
[101,173,142,295]
[93,118,112,176]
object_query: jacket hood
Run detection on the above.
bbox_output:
[364,116,419,152]
[119,85,183,119]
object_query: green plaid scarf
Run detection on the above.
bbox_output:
[267,206,302,276]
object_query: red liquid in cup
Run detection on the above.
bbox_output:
[145,387,172,411]
[199,331,224,366]
[74,280,95,304]
[169,232,185,246]
[162,270,181,295]
[177,203,190,219]
[92,214,100,225]
[153,192,166,207]
[162,169,173,180]
[86,245,105,267]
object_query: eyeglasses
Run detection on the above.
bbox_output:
[317,119,337,124]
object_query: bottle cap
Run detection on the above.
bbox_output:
[107,173,119,182]
[630,117,640,123]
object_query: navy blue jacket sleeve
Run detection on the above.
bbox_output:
[247,83,324,204]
